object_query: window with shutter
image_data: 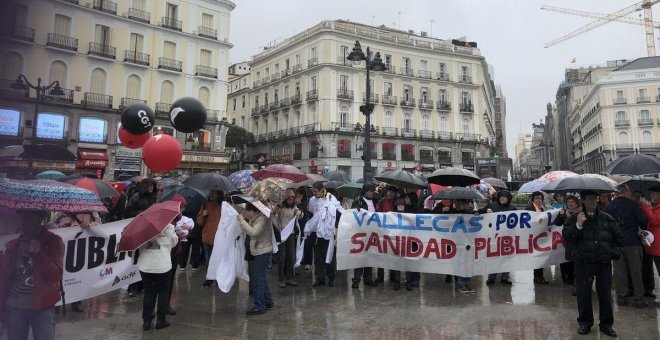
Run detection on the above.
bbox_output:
[164,41,176,59]
[160,81,174,104]
[202,13,213,28]
[90,68,107,93]
[126,75,141,99]
[198,87,210,107]
[200,49,212,67]
[54,15,71,36]
[129,33,144,52]
[132,0,146,10]
[95,25,111,45]
[49,61,67,87]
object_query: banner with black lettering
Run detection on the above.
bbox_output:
[337,209,565,277]
[0,219,140,305]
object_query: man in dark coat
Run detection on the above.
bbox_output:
[483,190,516,285]
[351,184,378,289]
[563,190,623,337]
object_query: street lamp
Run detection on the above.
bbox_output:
[538,140,554,172]
[346,40,386,184]
[11,74,64,178]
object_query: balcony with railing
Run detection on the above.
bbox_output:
[195,65,218,78]
[331,122,360,132]
[306,90,318,101]
[43,87,74,104]
[11,26,35,42]
[418,70,432,79]
[457,133,480,141]
[637,96,651,103]
[381,95,397,106]
[158,57,182,72]
[198,26,217,39]
[362,93,379,103]
[269,101,279,111]
[308,57,318,68]
[400,98,416,107]
[400,67,414,77]
[82,92,113,109]
[614,119,630,127]
[459,102,474,113]
[124,50,150,66]
[279,98,291,108]
[155,102,171,113]
[120,98,147,110]
[437,101,451,111]
[419,130,434,139]
[613,98,627,105]
[418,99,434,110]
[303,123,318,133]
[93,0,117,15]
[337,148,352,158]
[261,76,270,85]
[292,64,302,73]
[638,118,654,126]
[252,80,260,87]
[458,75,473,84]
[280,69,291,78]
[291,94,302,105]
[383,64,395,74]
[401,128,416,138]
[270,73,280,82]
[88,42,116,59]
[640,143,660,149]
[337,89,354,100]
[128,8,150,23]
[251,107,260,116]
[161,17,182,31]
[437,72,451,81]
[47,33,77,51]
[260,104,269,113]
[381,127,398,136]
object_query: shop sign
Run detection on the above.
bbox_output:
[181,154,227,163]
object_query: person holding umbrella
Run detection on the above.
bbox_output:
[273,189,300,288]
[553,195,582,286]
[351,183,378,289]
[0,210,64,340]
[237,201,274,315]
[563,190,622,337]
[525,191,550,285]
[480,190,516,285]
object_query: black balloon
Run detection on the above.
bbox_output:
[120,103,155,135]
[169,97,207,133]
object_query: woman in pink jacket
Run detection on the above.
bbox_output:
[640,186,660,273]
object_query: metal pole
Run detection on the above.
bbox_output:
[363,48,372,184]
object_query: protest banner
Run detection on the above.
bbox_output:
[337,209,565,277]
[0,219,140,305]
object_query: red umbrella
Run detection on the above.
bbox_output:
[66,178,119,199]
[118,200,181,252]
[251,164,308,183]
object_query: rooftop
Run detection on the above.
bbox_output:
[614,56,660,72]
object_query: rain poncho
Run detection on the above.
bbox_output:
[206,202,249,293]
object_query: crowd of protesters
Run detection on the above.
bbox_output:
[3,175,660,339]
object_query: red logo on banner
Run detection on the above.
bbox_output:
[310,160,315,166]
[387,161,392,168]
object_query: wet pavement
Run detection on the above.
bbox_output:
[53,266,660,340]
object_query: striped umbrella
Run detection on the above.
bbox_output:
[0,177,107,213]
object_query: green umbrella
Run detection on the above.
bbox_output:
[35,170,66,180]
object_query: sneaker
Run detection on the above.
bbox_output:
[201,280,215,288]
[266,302,274,309]
[190,267,200,272]
[458,286,471,295]
[246,308,266,315]
[466,285,476,294]
[178,267,186,271]
[645,291,656,298]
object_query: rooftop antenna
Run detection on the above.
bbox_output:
[398,12,401,30]
[372,15,375,26]
[430,19,435,37]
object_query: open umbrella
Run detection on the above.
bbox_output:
[0,177,107,213]
[374,170,427,190]
[604,154,660,176]
[0,144,76,161]
[541,175,618,194]
[537,170,578,182]
[66,177,119,199]
[228,170,257,193]
[481,177,507,190]
[581,174,618,187]
[57,174,85,182]
[621,176,660,196]
[157,178,181,191]
[427,167,480,186]
[248,177,293,202]
[36,170,65,180]
[323,180,345,190]
[519,179,549,194]
[337,182,363,199]
[433,187,485,200]
[252,164,308,183]
[117,200,181,251]
[325,170,351,184]
[294,173,329,187]
[131,176,148,183]
[183,173,238,194]
[161,184,207,215]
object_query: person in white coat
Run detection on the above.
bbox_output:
[306,181,343,287]
[137,224,179,331]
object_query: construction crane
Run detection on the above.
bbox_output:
[541,5,660,28]
[543,0,660,57]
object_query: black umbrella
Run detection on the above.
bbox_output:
[603,154,660,176]
[337,182,363,199]
[0,144,76,161]
[323,180,345,189]
[621,176,660,196]
[325,170,351,184]
[427,167,480,186]
[183,173,238,195]
[541,175,617,194]
[161,185,207,215]
[374,170,426,190]
[433,187,485,200]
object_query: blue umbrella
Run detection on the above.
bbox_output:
[35,170,65,180]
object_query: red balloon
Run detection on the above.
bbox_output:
[118,126,151,149]
[142,134,182,172]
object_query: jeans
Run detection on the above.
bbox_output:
[575,260,614,328]
[178,239,202,269]
[313,238,336,283]
[203,243,213,271]
[613,246,644,301]
[140,271,171,322]
[456,276,471,286]
[4,305,55,340]
[252,253,273,311]
[277,236,296,282]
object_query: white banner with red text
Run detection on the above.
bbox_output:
[0,219,141,305]
[337,209,565,277]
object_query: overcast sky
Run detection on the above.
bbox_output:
[229,0,658,159]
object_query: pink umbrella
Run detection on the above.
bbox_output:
[537,170,578,182]
[251,164,308,183]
